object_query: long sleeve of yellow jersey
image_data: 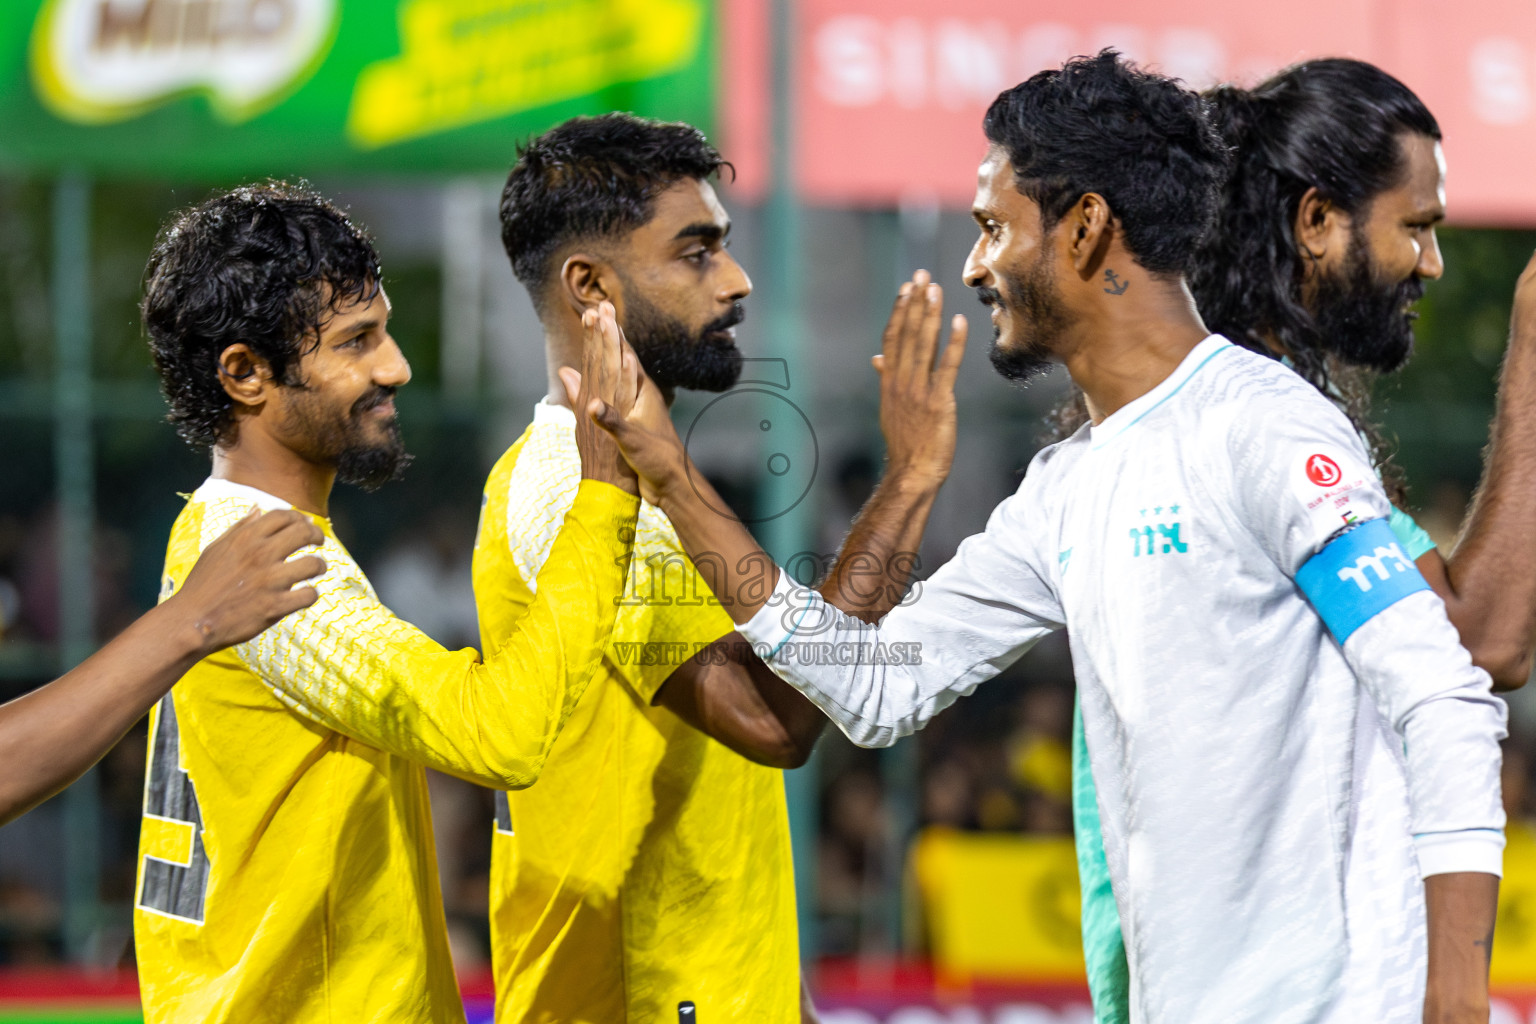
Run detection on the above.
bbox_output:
[225,480,639,788]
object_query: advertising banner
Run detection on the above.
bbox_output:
[912,830,1085,983]
[762,0,1536,224]
[0,0,716,177]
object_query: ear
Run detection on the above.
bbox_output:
[558,252,617,315]
[216,344,274,411]
[1294,186,1347,270]
[1067,193,1115,279]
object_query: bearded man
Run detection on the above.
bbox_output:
[478,113,832,1023]
[134,182,641,1023]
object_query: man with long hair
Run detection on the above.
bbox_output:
[1065,60,1536,1023]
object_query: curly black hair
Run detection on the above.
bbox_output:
[500,112,730,310]
[983,49,1229,277]
[142,181,382,450]
[1187,59,1440,504]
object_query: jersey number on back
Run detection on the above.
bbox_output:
[138,694,210,924]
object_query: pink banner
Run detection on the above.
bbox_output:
[719,0,1536,224]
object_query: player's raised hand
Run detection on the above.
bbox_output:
[166,508,327,653]
[560,300,641,495]
[574,302,690,506]
[872,269,968,488]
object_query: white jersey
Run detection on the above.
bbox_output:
[740,336,1506,1024]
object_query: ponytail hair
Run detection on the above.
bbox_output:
[1185,59,1439,504]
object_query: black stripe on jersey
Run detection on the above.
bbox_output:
[139,694,210,924]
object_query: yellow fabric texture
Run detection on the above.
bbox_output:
[134,477,637,1024]
[474,403,801,1024]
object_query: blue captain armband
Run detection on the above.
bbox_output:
[1295,517,1431,645]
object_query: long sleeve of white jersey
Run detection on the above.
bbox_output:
[1230,401,1507,877]
[738,475,1065,747]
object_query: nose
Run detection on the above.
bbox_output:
[716,250,752,303]
[962,235,988,289]
[375,334,412,388]
[1416,228,1444,281]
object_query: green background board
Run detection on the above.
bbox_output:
[0,0,716,178]
[0,1011,140,1024]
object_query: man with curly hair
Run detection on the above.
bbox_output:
[582,53,1507,1024]
[133,182,642,1023]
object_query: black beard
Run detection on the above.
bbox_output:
[622,294,745,393]
[1310,226,1423,373]
[983,255,1065,385]
[284,384,413,492]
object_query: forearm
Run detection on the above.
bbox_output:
[655,459,780,624]
[1342,592,1506,863]
[736,569,974,747]
[822,469,942,622]
[1440,293,1536,688]
[250,483,638,789]
[0,598,207,825]
[656,645,827,769]
[1424,872,1499,1024]
[424,481,639,786]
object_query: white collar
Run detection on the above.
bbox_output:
[193,477,294,513]
[1089,335,1232,448]
[533,399,576,426]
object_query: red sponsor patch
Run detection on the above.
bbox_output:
[1306,453,1342,487]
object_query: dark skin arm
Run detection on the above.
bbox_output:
[644,273,964,769]
[652,638,825,770]
[1423,871,1500,1024]
[0,508,325,826]
[1415,249,1536,691]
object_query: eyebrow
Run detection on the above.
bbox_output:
[331,317,381,339]
[673,221,730,243]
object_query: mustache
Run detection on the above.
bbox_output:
[975,286,1003,308]
[1398,275,1425,307]
[702,302,746,335]
[351,386,398,417]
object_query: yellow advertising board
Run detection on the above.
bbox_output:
[1493,822,1536,986]
[912,828,1084,983]
[915,822,1536,987]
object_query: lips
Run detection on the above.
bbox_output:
[353,388,398,419]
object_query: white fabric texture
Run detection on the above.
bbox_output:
[740,336,1506,1024]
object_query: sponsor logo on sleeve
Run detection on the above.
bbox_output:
[1305,453,1342,487]
[1289,446,1378,540]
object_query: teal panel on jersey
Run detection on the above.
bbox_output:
[1389,506,1437,561]
[1072,697,1130,1024]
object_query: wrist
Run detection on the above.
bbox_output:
[880,463,946,499]
[647,453,695,514]
[151,595,220,662]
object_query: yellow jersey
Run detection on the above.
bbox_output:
[134,476,637,1024]
[474,401,802,1024]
